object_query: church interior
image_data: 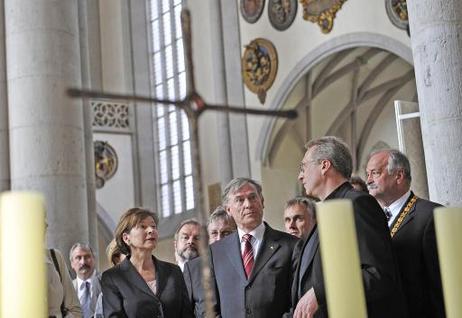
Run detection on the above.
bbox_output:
[0,0,460,289]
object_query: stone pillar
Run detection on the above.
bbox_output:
[407,0,462,206]
[5,0,89,254]
[0,0,10,192]
[78,0,100,259]
[221,0,251,178]
[210,0,233,185]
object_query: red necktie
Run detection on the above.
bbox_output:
[242,234,254,279]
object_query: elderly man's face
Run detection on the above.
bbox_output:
[284,203,313,239]
[226,183,264,233]
[366,152,397,202]
[70,247,95,280]
[174,223,201,263]
[207,218,236,244]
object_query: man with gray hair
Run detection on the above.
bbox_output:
[183,206,237,316]
[366,149,445,317]
[292,136,406,318]
[209,177,299,318]
[283,196,316,239]
[207,206,237,244]
[174,218,201,271]
[69,242,101,318]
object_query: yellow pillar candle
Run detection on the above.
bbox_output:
[0,192,47,318]
[434,207,462,318]
[316,199,367,318]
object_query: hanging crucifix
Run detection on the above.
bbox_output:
[68,8,297,318]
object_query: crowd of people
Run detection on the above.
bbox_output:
[47,136,445,318]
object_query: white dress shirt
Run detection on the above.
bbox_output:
[385,190,411,227]
[76,271,97,301]
[237,222,265,259]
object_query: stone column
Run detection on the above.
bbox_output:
[407,0,462,206]
[221,0,251,178]
[210,0,233,185]
[78,0,100,258]
[0,0,10,192]
[5,0,89,254]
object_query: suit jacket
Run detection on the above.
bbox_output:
[390,193,445,317]
[73,272,102,317]
[101,256,194,318]
[183,256,218,318]
[210,223,299,318]
[292,182,407,318]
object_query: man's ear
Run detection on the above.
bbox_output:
[395,169,405,184]
[320,159,331,174]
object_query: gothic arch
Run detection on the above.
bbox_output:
[256,32,414,163]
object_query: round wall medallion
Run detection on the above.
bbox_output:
[94,140,118,189]
[241,38,278,104]
[385,0,408,30]
[268,0,298,31]
[240,0,266,24]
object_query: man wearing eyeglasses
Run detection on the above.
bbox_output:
[366,149,445,318]
[290,136,406,318]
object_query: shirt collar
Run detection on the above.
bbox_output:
[76,270,95,289]
[237,222,265,243]
[387,190,411,214]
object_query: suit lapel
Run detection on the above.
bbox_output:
[390,192,417,236]
[90,274,101,307]
[154,257,167,297]
[398,194,418,229]
[225,232,248,282]
[248,225,280,282]
[120,258,157,299]
[298,229,319,287]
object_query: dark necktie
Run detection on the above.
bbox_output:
[384,207,392,221]
[242,234,254,279]
[82,281,91,318]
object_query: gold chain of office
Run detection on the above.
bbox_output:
[390,194,417,238]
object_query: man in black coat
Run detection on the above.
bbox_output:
[366,149,445,318]
[291,136,407,318]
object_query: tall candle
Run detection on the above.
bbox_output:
[434,207,462,318]
[0,192,47,318]
[316,199,367,318]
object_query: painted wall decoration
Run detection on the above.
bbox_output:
[240,0,265,24]
[242,38,278,104]
[268,0,298,31]
[300,0,348,33]
[94,140,118,189]
[385,0,408,30]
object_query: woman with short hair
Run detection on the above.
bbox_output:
[101,208,193,318]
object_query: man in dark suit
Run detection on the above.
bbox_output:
[292,136,407,318]
[209,177,299,318]
[183,206,237,317]
[366,149,445,317]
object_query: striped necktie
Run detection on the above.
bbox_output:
[242,234,254,279]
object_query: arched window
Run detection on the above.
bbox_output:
[148,0,194,218]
